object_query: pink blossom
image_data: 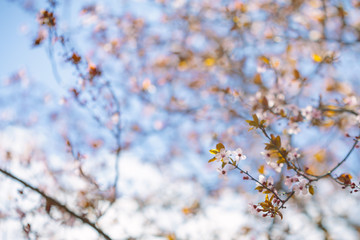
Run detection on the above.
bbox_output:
[287,149,300,161]
[287,122,300,135]
[261,151,283,173]
[284,176,299,188]
[292,177,309,195]
[343,96,357,106]
[248,203,258,215]
[217,167,228,179]
[257,175,274,187]
[215,148,230,163]
[232,148,247,162]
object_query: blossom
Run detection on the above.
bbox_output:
[261,151,283,173]
[248,203,259,215]
[258,174,266,185]
[311,109,322,120]
[287,104,300,116]
[284,175,310,195]
[284,176,299,188]
[261,151,272,163]
[267,176,274,186]
[257,174,274,187]
[287,122,300,135]
[343,96,357,106]
[301,106,313,121]
[301,105,321,122]
[217,167,228,179]
[216,164,235,179]
[215,148,230,163]
[293,178,309,195]
[232,148,246,162]
[287,148,300,162]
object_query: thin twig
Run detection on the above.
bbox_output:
[234,165,282,201]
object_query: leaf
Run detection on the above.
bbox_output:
[312,54,322,62]
[69,53,81,64]
[166,233,176,240]
[337,173,352,184]
[209,149,219,154]
[254,73,262,85]
[258,165,265,174]
[265,143,277,151]
[33,32,45,46]
[305,167,315,175]
[216,143,225,151]
[279,109,287,117]
[275,135,281,148]
[276,158,286,164]
[265,134,282,150]
[309,185,314,195]
[260,56,270,64]
[246,114,266,131]
[323,105,339,117]
[259,202,267,208]
[233,16,240,23]
[45,199,53,214]
[271,60,280,68]
[208,157,217,163]
[314,150,325,162]
[293,69,300,79]
[253,114,259,124]
[204,57,216,67]
[261,97,269,109]
[265,194,269,202]
[178,60,187,69]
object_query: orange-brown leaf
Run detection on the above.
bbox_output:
[216,143,225,151]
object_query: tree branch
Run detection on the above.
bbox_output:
[0,168,112,240]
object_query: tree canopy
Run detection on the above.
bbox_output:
[1,0,360,239]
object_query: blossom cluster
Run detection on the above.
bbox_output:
[284,176,312,196]
[209,143,246,178]
[209,113,359,220]
[248,194,283,219]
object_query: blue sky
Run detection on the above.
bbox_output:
[0,1,53,83]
